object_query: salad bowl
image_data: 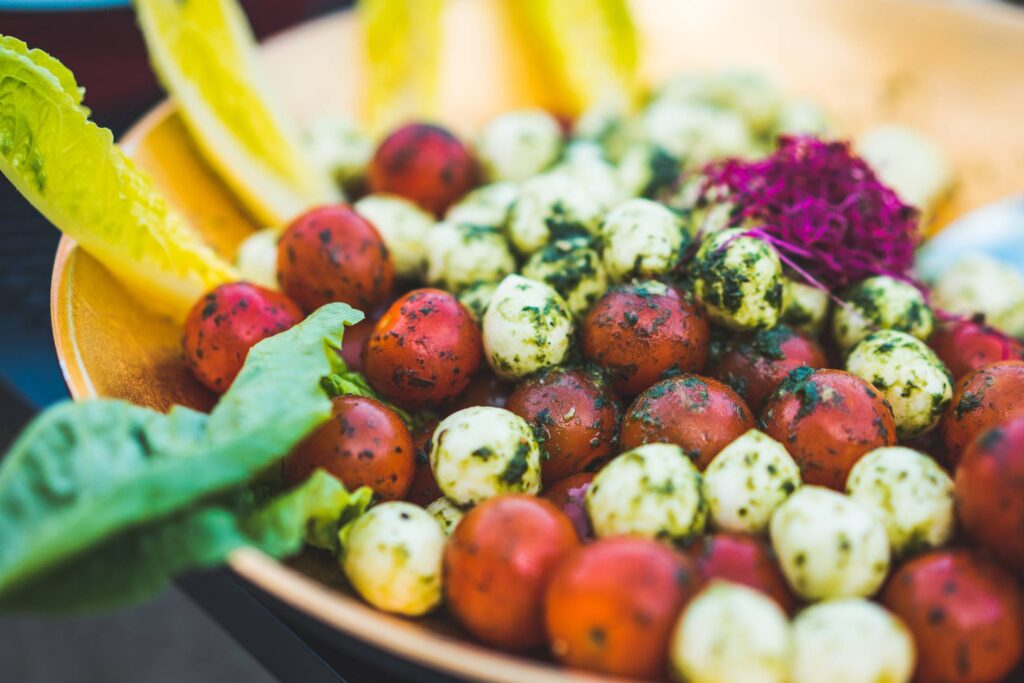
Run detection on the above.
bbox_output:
[49,0,1024,680]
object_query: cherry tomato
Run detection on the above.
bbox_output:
[541,472,595,541]
[284,395,414,501]
[941,361,1024,468]
[544,536,700,679]
[406,422,442,506]
[929,318,1024,382]
[182,282,303,394]
[506,368,621,485]
[277,204,394,313]
[363,289,483,409]
[445,495,579,650]
[619,375,755,469]
[582,282,710,396]
[881,549,1024,683]
[712,324,828,412]
[685,533,796,614]
[955,416,1024,574]
[759,367,896,489]
[368,123,477,215]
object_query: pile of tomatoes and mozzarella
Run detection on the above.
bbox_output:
[180,72,1024,683]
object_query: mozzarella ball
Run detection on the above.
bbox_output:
[776,99,830,137]
[482,274,574,379]
[554,141,628,209]
[445,181,519,229]
[341,502,445,616]
[474,109,563,182]
[792,599,915,683]
[586,443,706,544]
[769,486,890,600]
[846,446,954,556]
[521,243,608,317]
[354,194,433,279]
[846,330,952,440]
[507,172,604,255]
[235,228,280,290]
[600,198,687,282]
[430,406,542,506]
[856,124,952,225]
[703,429,802,534]
[693,229,785,331]
[931,254,1024,337]
[671,581,792,683]
[831,276,935,352]
[616,143,681,198]
[425,221,516,292]
[303,114,373,190]
[573,103,629,160]
[425,496,464,535]
[782,279,830,335]
[640,99,755,165]
[457,281,498,324]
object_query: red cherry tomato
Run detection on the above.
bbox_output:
[759,367,897,489]
[368,123,477,215]
[582,283,710,396]
[881,549,1024,683]
[541,472,595,541]
[444,496,579,650]
[506,368,621,485]
[712,324,828,412]
[619,375,755,469]
[277,204,394,313]
[685,533,796,614]
[406,421,442,506]
[955,416,1024,574]
[929,318,1024,382]
[941,361,1024,468]
[362,289,482,409]
[182,282,303,394]
[544,536,700,680]
[283,395,414,501]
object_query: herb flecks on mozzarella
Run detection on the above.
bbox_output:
[693,228,784,331]
[482,274,574,380]
[445,181,520,229]
[354,193,433,279]
[425,220,516,293]
[429,406,542,506]
[522,242,608,318]
[474,109,563,183]
[425,496,464,535]
[831,275,934,352]
[507,172,604,255]
[601,198,688,282]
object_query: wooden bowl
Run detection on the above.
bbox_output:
[50,0,1024,680]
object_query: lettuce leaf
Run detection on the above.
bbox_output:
[0,303,363,599]
[0,471,371,614]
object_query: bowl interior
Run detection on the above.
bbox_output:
[50,0,1024,680]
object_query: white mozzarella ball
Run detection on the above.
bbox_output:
[303,114,372,190]
[474,109,563,182]
[700,70,785,135]
[640,99,755,165]
[507,172,604,255]
[482,274,574,379]
[671,581,793,683]
[425,496,464,535]
[703,429,802,534]
[354,194,433,279]
[769,486,890,600]
[831,275,935,352]
[846,446,954,556]
[341,502,445,616]
[429,406,542,505]
[586,443,706,544]
[235,228,280,290]
[424,221,516,292]
[554,142,628,209]
[600,198,687,282]
[931,254,1024,337]
[846,330,953,439]
[857,124,953,225]
[444,181,519,229]
[693,228,785,331]
[792,599,915,683]
[521,243,608,317]
[776,99,830,136]
[616,143,681,198]
[782,279,830,335]
[457,281,498,325]
[573,103,629,160]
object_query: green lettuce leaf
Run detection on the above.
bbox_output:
[0,471,370,614]
[0,303,363,596]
